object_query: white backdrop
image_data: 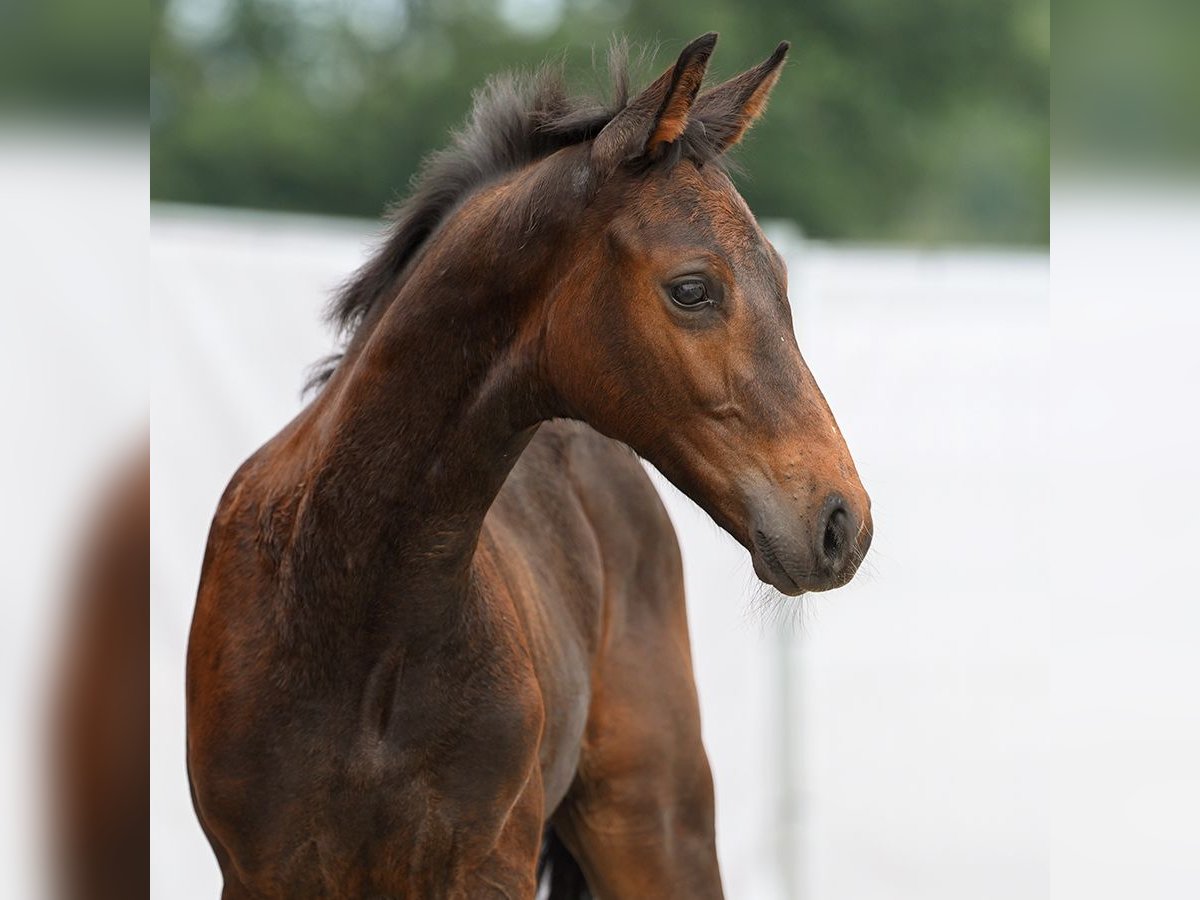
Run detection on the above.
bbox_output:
[0,126,147,900]
[150,205,1049,899]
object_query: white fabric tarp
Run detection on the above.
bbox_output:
[150,205,1049,899]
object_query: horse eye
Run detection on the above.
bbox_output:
[670,280,709,308]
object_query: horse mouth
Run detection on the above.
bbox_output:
[750,530,806,596]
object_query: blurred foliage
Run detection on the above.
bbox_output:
[1056,0,1200,171]
[0,0,146,115]
[151,0,1048,245]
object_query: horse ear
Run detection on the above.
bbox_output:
[591,32,717,176]
[692,41,789,154]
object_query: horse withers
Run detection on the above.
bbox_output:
[187,33,871,899]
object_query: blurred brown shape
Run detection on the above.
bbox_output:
[51,444,149,900]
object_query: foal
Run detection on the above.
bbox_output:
[187,33,871,898]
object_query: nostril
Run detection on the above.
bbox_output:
[821,506,850,571]
[822,508,845,556]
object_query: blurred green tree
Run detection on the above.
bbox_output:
[150,0,1048,245]
[1,0,146,114]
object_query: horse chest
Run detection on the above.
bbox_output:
[229,673,544,893]
[359,634,546,807]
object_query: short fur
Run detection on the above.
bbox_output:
[310,39,745,391]
[187,34,870,900]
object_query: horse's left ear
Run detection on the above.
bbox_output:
[592,33,717,176]
[693,41,789,154]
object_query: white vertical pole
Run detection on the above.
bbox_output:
[776,626,805,899]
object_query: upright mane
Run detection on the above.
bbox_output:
[310,42,734,390]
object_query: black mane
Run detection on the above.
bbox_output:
[310,43,730,391]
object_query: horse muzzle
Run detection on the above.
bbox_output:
[748,491,872,595]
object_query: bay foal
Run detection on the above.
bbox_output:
[187,34,872,898]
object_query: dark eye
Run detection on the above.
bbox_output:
[670,279,710,308]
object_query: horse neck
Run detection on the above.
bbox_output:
[289,176,566,615]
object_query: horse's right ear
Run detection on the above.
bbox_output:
[591,33,717,177]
